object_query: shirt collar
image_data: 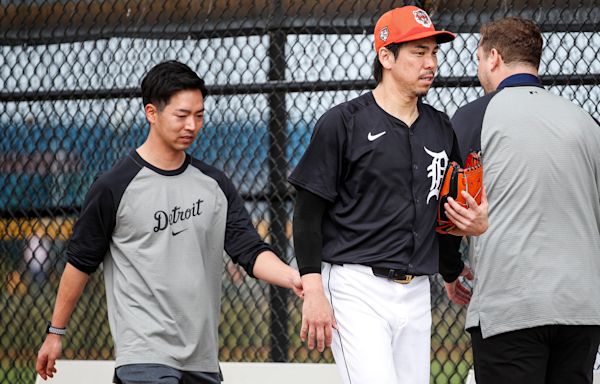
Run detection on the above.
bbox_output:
[497,73,543,90]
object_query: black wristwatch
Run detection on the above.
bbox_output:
[46,321,67,336]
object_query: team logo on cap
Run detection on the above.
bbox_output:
[379,26,389,42]
[413,10,432,28]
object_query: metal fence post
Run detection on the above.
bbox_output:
[267,3,290,362]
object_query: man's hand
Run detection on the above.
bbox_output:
[444,266,474,305]
[34,264,89,381]
[36,334,62,380]
[252,251,304,299]
[445,187,488,236]
[300,274,337,352]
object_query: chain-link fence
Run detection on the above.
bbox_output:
[1,1,599,383]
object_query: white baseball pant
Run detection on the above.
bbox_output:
[322,262,432,384]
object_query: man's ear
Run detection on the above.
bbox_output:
[488,48,502,71]
[378,47,395,70]
[145,104,158,124]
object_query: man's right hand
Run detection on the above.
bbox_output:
[445,188,489,236]
[36,334,63,380]
[300,273,338,352]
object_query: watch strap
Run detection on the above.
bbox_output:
[46,321,67,336]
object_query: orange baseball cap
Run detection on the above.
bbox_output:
[374,6,456,52]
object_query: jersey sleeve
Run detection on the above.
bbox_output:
[439,111,463,165]
[292,188,327,276]
[438,232,464,282]
[219,175,273,277]
[438,113,466,281]
[66,176,116,274]
[451,92,496,163]
[450,129,463,165]
[288,107,346,202]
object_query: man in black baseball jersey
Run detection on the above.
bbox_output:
[36,61,303,384]
[289,6,488,384]
[445,17,600,384]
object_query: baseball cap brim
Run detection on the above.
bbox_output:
[392,29,456,45]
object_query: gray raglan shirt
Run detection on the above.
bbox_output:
[67,151,271,370]
[450,74,600,338]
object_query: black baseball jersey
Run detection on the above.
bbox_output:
[289,92,460,275]
[67,150,271,371]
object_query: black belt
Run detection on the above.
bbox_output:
[371,267,416,284]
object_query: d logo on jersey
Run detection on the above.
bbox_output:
[424,146,448,204]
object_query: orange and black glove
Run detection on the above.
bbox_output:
[436,152,483,234]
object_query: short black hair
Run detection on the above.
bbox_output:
[373,43,403,84]
[141,60,207,110]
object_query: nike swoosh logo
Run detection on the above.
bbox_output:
[368,131,386,141]
[171,228,189,236]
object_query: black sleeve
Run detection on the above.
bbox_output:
[438,233,464,282]
[451,92,496,163]
[67,177,116,274]
[288,107,346,202]
[292,188,327,276]
[449,130,463,166]
[437,119,465,282]
[220,175,273,277]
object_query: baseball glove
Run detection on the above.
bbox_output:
[436,152,483,233]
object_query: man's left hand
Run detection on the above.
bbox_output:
[444,266,473,305]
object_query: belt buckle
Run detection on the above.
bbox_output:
[393,275,414,284]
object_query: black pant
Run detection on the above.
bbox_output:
[469,325,600,384]
[114,364,221,384]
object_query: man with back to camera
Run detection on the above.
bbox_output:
[289,6,488,384]
[35,60,303,384]
[444,17,600,384]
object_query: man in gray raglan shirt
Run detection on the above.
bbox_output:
[36,61,303,384]
[442,17,600,384]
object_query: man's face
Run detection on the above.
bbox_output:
[149,89,204,153]
[476,46,494,94]
[386,37,439,97]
